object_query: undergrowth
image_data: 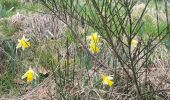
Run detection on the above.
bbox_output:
[0,0,169,99]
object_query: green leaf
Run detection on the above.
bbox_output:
[164,40,170,51]
[84,53,93,70]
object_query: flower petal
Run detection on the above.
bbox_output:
[18,39,20,42]
[22,35,26,40]
[103,81,108,85]
[22,72,28,79]
[108,76,113,80]
[22,46,25,50]
[16,44,21,49]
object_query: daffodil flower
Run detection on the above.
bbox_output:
[22,68,38,83]
[89,42,100,54]
[131,39,138,47]
[87,32,101,54]
[16,35,31,50]
[101,74,114,87]
[87,32,100,44]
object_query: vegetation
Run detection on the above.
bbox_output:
[0,0,169,99]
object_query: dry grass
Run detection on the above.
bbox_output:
[11,12,66,39]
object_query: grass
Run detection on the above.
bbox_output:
[0,0,20,10]
[0,19,18,36]
[0,39,18,95]
[0,73,18,95]
[0,0,20,17]
[148,0,165,10]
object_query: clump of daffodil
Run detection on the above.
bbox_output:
[101,74,114,87]
[131,39,138,48]
[16,35,31,50]
[87,32,101,54]
[22,68,38,83]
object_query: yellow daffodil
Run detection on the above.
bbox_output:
[89,42,100,54]
[131,39,138,47]
[22,68,38,83]
[88,32,100,44]
[101,74,114,87]
[87,32,101,54]
[16,35,31,50]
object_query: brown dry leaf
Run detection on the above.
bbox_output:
[38,66,50,75]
